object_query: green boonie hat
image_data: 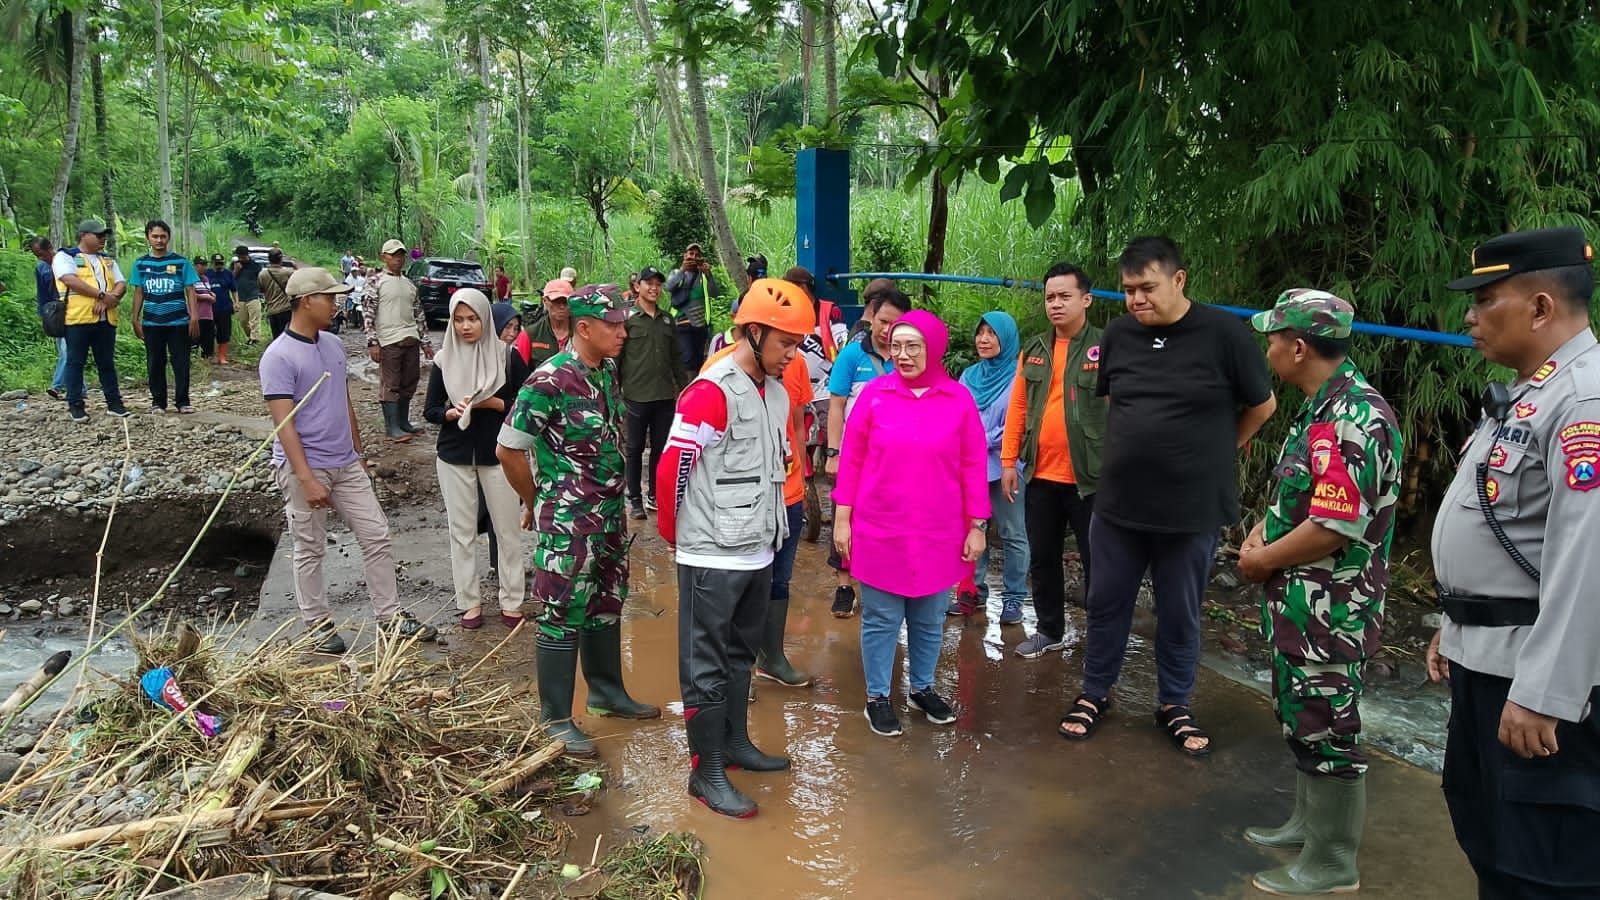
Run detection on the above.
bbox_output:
[1251,288,1355,339]
[569,284,630,323]
[76,218,110,237]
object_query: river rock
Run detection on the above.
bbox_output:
[38,463,65,481]
[1212,570,1241,589]
[0,603,12,615]
[210,586,234,599]
[61,490,83,503]
[15,458,41,475]
[57,597,76,616]
[17,598,42,613]
[1420,612,1443,629]
[0,390,27,402]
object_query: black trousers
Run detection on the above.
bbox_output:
[678,324,709,376]
[195,320,216,358]
[677,563,770,709]
[143,324,191,409]
[268,311,291,339]
[1025,478,1094,641]
[626,398,677,504]
[1444,662,1600,897]
[1081,514,1216,707]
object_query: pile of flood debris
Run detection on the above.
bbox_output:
[0,624,704,900]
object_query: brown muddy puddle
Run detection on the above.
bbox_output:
[456,529,1472,900]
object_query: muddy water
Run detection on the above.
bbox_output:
[531,533,1474,900]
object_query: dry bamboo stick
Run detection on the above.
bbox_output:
[481,739,565,797]
[24,800,329,851]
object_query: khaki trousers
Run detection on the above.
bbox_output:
[436,459,525,613]
[273,461,401,623]
[236,299,263,342]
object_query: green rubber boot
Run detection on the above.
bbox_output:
[754,592,813,687]
[381,401,411,440]
[1252,774,1364,895]
[536,634,596,757]
[579,624,660,719]
[1246,771,1310,849]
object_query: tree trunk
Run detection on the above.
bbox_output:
[921,167,948,279]
[91,32,116,256]
[513,50,534,282]
[471,33,491,261]
[822,0,839,121]
[155,0,174,223]
[50,12,88,247]
[181,67,196,245]
[0,160,13,230]
[800,4,815,127]
[629,0,694,176]
[684,55,747,293]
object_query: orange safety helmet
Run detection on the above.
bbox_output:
[732,278,816,336]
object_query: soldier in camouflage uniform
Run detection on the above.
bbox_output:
[1236,289,1402,895]
[497,285,660,757]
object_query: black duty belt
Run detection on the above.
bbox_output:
[1436,584,1538,627]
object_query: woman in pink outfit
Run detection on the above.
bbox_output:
[832,309,990,738]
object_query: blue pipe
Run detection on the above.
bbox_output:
[828,271,1474,349]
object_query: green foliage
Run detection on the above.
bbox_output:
[648,173,715,263]
[854,217,913,272]
[874,0,1600,524]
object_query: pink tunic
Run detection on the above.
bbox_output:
[833,373,990,597]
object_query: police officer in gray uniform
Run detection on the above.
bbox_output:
[1427,226,1600,899]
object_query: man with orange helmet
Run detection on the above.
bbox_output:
[657,278,816,819]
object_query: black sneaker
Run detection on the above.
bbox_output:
[68,408,89,424]
[909,688,957,725]
[831,585,856,618]
[106,406,131,418]
[644,495,657,512]
[310,621,347,655]
[629,501,647,520]
[864,697,902,737]
[379,610,439,642]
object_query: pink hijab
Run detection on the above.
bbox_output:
[889,309,952,389]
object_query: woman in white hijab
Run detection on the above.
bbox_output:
[423,289,526,629]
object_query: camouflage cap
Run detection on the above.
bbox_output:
[569,284,630,323]
[1250,288,1355,339]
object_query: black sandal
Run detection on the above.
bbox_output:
[1155,705,1212,757]
[1059,694,1110,741]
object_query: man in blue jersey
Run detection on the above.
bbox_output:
[129,220,200,414]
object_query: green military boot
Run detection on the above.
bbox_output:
[536,633,597,757]
[754,593,813,687]
[1252,774,1365,895]
[399,398,425,434]
[579,624,661,719]
[1246,771,1310,849]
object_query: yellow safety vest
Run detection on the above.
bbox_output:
[55,252,120,326]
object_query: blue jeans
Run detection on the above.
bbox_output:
[860,583,947,699]
[65,322,124,413]
[50,336,71,391]
[772,501,804,604]
[976,477,1030,604]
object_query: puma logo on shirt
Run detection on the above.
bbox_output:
[1152,337,1167,349]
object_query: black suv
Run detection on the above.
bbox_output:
[406,258,492,325]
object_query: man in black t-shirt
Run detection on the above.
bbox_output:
[1058,237,1276,757]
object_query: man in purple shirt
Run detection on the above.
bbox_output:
[260,267,438,653]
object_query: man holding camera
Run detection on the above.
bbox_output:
[666,243,720,374]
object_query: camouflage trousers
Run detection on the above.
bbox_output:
[1270,650,1369,778]
[532,529,631,640]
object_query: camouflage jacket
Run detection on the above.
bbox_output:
[1262,359,1402,663]
[497,349,625,535]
